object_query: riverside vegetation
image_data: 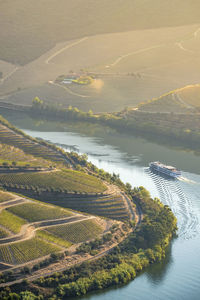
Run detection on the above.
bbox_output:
[30,97,200,152]
[0,115,177,299]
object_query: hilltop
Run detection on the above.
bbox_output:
[1,0,200,65]
[139,84,200,113]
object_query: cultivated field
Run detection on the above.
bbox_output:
[0,169,106,194]
[0,123,65,164]
[0,237,61,264]
[38,194,130,221]
[45,219,103,244]
[0,228,9,239]
[7,202,73,222]
[1,24,200,113]
[0,143,51,167]
[37,230,71,248]
[0,191,14,203]
[0,194,109,266]
[0,210,26,234]
[1,0,199,65]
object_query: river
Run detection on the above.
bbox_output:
[1,111,200,300]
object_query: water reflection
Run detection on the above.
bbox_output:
[145,242,173,284]
[1,108,200,174]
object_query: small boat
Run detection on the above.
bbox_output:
[149,161,181,178]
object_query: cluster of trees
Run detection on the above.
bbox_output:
[0,182,103,197]
[77,232,113,255]
[30,99,200,150]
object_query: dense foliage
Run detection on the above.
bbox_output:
[31,101,200,150]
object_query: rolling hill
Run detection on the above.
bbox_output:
[139,84,200,113]
[1,0,200,65]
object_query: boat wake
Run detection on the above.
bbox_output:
[146,169,200,240]
[178,176,197,184]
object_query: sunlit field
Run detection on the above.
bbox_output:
[1,24,200,113]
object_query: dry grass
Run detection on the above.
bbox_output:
[179,85,200,107]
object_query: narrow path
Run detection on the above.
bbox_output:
[108,44,164,68]
[45,37,88,64]
[121,192,135,221]
[0,184,142,286]
[48,81,90,98]
[0,197,28,211]
[193,27,200,38]
[175,42,194,54]
[0,214,92,245]
[0,67,19,85]
[172,93,194,109]
[0,220,131,287]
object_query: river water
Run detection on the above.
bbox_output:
[1,112,200,300]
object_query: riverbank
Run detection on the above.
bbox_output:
[0,185,177,299]
[0,115,177,299]
[0,101,200,154]
[1,115,199,300]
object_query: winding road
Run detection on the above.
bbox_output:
[45,37,88,64]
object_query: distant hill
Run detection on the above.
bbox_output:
[1,0,200,64]
[139,84,200,113]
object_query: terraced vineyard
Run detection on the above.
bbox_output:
[7,202,73,222]
[0,170,106,194]
[0,191,14,203]
[0,122,66,164]
[0,228,9,239]
[0,237,61,264]
[0,143,52,168]
[0,118,131,269]
[48,194,130,221]
[45,219,104,243]
[37,230,72,248]
[0,210,26,234]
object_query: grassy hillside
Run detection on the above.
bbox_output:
[0,191,14,203]
[0,0,200,64]
[179,84,200,108]
[139,84,200,113]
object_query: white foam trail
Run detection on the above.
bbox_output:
[147,169,199,240]
[178,177,197,184]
